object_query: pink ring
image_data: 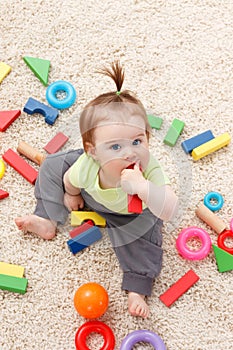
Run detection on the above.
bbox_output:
[176,226,211,260]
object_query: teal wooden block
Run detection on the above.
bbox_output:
[147,115,163,130]
[163,118,185,146]
[0,273,28,294]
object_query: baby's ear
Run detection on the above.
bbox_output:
[85,142,97,159]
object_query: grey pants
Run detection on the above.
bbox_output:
[34,149,163,296]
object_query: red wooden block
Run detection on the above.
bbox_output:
[43,132,69,154]
[2,149,38,184]
[0,189,9,199]
[159,269,200,307]
[69,220,94,238]
[126,164,143,214]
[0,110,21,131]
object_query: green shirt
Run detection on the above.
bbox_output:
[69,152,170,214]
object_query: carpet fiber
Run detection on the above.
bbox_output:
[0,1,232,349]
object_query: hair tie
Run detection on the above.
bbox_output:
[116,91,121,96]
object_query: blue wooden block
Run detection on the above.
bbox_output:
[67,226,102,255]
[23,97,59,125]
[181,130,214,153]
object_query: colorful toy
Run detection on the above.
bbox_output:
[159,269,199,307]
[0,262,24,278]
[147,114,163,130]
[2,149,38,184]
[23,56,50,86]
[120,330,166,350]
[204,191,224,211]
[181,130,214,153]
[163,118,185,147]
[71,211,106,227]
[67,226,102,255]
[192,132,231,161]
[195,203,227,234]
[0,62,11,83]
[43,132,69,154]
[0,189,9,199]
[176,226,211,260]
[46,80,76,109]
[212,244,233,272]
[0,159,6,179]
[217,230,233,255]
[17,141,46,165]
[75,321,115,350]
[69,220,94,239]
[23,97,59,125]
[0,110,21,131]
[0,274,28,294]
[126,164,142,214]
[74,282,108,319]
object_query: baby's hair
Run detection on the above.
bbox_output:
[79,61,152,151]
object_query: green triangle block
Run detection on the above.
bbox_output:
[212,244,233,272]
[23,56,50,86]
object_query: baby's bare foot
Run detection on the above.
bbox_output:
[128,292,149,318]
[15,215,56,240]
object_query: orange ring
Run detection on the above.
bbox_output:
[75,321,115,350]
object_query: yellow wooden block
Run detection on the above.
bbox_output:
[192,132,231,161]
[0,62,11,83]
[0,159,6,179]
[0,262,24,278]
[71,211,106,227]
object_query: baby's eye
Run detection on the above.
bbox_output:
[132,139,141,146]
[111,144,121,150]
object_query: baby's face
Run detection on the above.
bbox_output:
[90,116,150,185]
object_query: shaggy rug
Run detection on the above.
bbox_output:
[0,0,232,349]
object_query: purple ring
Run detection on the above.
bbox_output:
[120,330,166,349]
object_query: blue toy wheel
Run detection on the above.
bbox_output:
[46,80,76,109]
[204,191,224,211]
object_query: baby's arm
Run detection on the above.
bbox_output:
[121,164,178,221]
[63,169,84,211]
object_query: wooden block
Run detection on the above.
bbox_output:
[192,132,231,160]
[0,274,28,294]
[67,226,102,254]
[71,211,106,227]
[181,130,214,153]
[0,110,21,131]
[23,97,59,125]
[212,244,233,273]
[17,141,46,165]
[69,220,94,238]
[43,132,69,154]
[126,164,142,214]
[159,269,199,307]
[0,189,9,199]
[195,203,227,234]
[147,115,163,130]
[0,262,24,278]
[0,62,11,83]
[2,149,38,184]
[23,56,50,86]
[163,118,185,146]
[0,159,6,179]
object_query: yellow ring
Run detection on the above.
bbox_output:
[0,159,6,179]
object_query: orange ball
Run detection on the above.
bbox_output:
[74,282,109,319]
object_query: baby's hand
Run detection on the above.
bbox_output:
[64,192,84,212]
[121,163,146,195]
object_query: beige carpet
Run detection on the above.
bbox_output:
[1,1,233,349]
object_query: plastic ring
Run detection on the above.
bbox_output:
[0,159,6,179]
[204,191,224,211]
[120,330,166,350]
[176,226,211,260]
[230,218,233,232]
[46,80,76,109]
[75,321,115,350]
[217,230,233,255]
